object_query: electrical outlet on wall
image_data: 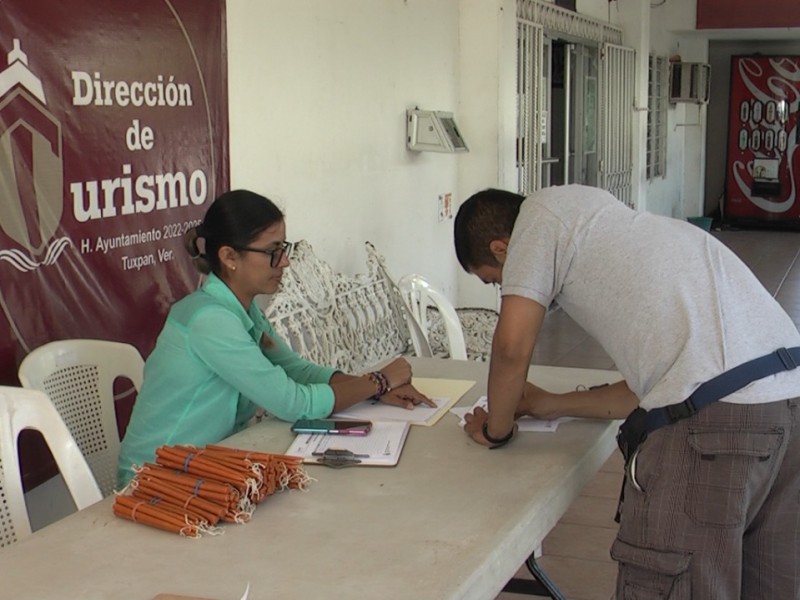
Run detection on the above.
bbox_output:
[438,192,453,222]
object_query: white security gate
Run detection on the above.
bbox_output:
[516,21,544,195]
[599,43,635,207]
[517,2,635,206]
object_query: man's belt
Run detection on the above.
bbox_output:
[614,346,800,523]
[644,346,800,435]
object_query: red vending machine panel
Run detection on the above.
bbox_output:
[724,55,800,225]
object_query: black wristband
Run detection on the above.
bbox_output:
[482,421,515,448]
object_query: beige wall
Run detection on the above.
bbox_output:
[227,0,463,300]
[226,0,798,311]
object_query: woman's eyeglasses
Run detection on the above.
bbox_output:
[235,241,294,267]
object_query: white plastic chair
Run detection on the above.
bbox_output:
[0,386,102,547]
[398,274,468,360]
[18,339,144,497]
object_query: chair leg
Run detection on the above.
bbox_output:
[501,553,566,599]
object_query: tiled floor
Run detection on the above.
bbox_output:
[496,227,800,600]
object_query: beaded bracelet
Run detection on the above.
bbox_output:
[366,372,380,397]
[368,370,390,398]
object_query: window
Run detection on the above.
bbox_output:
[647,55,668,179]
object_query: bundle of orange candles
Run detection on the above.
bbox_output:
[113,444,310,537]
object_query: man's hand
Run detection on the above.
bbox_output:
[515,382,561,420]
[463,407,518,448]
[463,406,494,447]
[516,380,639,421]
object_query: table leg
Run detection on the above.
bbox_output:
[501,553,566,599]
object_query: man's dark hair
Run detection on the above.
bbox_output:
[453,188,525,271]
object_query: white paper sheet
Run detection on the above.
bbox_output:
[450,396,575,432]
[332,377,475,426]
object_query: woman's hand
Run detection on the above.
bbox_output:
[377,383,435,410]
[379,358,412,389]
[515,382,562,421]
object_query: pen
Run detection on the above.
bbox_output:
[312,449,370,458]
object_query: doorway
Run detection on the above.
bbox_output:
[542,38,599,188]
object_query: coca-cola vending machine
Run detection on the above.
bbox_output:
[724,55,800,226]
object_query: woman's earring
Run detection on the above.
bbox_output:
[232,265,237,271]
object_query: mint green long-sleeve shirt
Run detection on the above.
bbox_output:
[117,273,336,487]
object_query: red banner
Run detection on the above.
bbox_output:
[0,1,229,385]
[697,0,800,29]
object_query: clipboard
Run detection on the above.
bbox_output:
[286,421,410,467]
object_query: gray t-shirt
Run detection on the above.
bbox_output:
[502,184,800,410]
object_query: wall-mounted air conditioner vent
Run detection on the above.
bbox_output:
[669,62,711,104]
[406,108,468,153]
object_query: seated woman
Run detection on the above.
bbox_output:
[117,189,431,487]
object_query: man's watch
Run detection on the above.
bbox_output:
[481,421,516,449]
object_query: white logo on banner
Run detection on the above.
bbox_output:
[0,38,71,272]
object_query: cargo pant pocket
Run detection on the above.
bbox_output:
[611,538,691,599]
[686,428,782,528]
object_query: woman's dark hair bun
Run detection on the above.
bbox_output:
[183,226,211,274]
[187,190,285,276]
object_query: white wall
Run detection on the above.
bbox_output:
[226,0,463,299]
[577,0,614,24]
[613,0,650,213]
[659,0,698,32]
[225,0,746,312]
[455,0,517,309]
[644,1,685,217]
[617,0,710,220]
[673,36,709,219]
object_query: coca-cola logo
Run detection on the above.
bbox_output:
[729,56,800,214]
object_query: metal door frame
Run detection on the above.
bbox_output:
[517,1,634,204]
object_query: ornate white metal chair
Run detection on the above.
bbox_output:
[18,339,144,497]
[0,386,102,547]
[258,240,430,374]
